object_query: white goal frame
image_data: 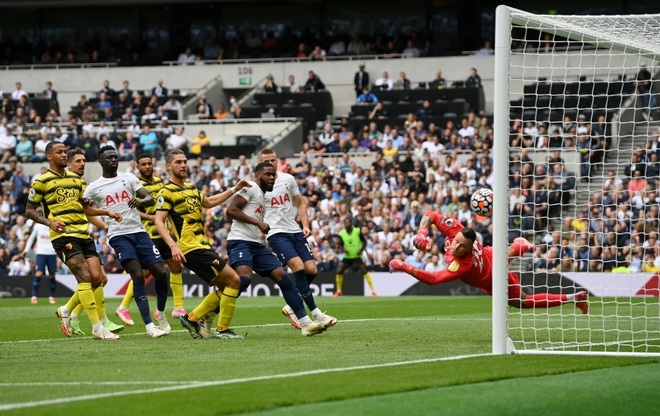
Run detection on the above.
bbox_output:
[493,5,660,356]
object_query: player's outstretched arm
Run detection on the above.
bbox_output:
[203,179,252,208]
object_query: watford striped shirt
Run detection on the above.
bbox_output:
[139,175,164,240]
[27,169,90,241]
[156,180,211,255]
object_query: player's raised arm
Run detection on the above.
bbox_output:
[202,179,251,208]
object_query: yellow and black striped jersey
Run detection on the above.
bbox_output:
[139,176,164,240]
[156,180,211,255]
[27,169,90,241]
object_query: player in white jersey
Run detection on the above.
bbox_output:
[259,149,337,329]
[23,222,58,304]
[210,162,332,336]
[83,146,170,337]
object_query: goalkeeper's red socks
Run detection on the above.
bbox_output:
[524,293,566,308]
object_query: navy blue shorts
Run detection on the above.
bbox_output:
[109,232,163,269]
[227,240,281,276]
[268,232,314,267]
[36,254,57,275]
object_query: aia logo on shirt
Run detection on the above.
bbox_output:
[105,190,131,206]
[255,204,264,220]
[270,193,290,207]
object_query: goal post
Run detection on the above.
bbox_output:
[493,6,660,356]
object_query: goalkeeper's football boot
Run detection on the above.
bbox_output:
[575,291,589,314]
[104,320,125,333]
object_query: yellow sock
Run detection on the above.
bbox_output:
[190,290,221,321]
[335,273,344,293]
[121,280,134,309]
[65,292,80,312]
[364,272,376,292]
[170,272,184,309]
[72,304,84,318]
[94,286,107,319]
[78,282,99,325]
[217,287,239,331]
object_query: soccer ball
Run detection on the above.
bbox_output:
[470,188,494,217]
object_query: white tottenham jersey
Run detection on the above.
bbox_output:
[25,223,56,255]
[84,172,146,241]
[264,172,302,237]
[227,181,266,243]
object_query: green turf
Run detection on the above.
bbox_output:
[0,296,658,415]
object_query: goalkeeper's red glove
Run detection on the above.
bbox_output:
[413,227,430,251]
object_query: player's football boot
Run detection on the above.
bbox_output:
[171,308,187,318]
[301,319,330,337]
[282,305,302,329]
[211,329,245,339]
[104,320,125,333]
[92,326,120,340]
[575,291,589,314]
[146,326,168,338]
[198,312,216,339]
[179,314,202,339]
[55,306,72,337]
[115,307,135,326]
[312,310,338,327]
[153,311,171,335]
[70,318,85,336]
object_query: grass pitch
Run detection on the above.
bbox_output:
[0,296,658,415]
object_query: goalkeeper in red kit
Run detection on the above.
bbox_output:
[389,211,589,313]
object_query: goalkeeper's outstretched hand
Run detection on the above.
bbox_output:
[413,234,429,251]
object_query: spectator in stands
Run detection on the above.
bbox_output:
[429,69,448,90]
[165,126,188,153]
[396,71,412,90]
[117,80,132,100]
[374,71,394,91]
[346,34,365,55]
[208,103,228,120]
[163,95,181,111]
[466,67,482,89]
[382,40,401,59]
[14,133,33,163]
[355,87,379,105]
[473,39,494,56]
[11,82,27,100]
[368,102,388,120]
[98,79,115,98]
[263,75,278,93]
[304,70,326,92]
[635,62,657,119]
[96,91,112,112]
[29,132,50,162]
[188,130,209,159]
[415,99,434,119]
[43,81,57,102]
[308,44,326,61]
[177,46,195,65]
[354,63,370,97]
[139,124,161,159]
[0,127,16,164]
[151,78,168,98]
[285,74,302,93]
[401,39,420,58]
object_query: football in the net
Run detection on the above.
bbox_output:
[470,188,494,217]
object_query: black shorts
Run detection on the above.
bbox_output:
[184,249,228,285]
[51,236,99,264]
[153,238,173,261]
[342,257,364,267]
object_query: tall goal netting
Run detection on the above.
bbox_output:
[492,6,660,356]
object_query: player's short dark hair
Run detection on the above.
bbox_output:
[98,145,116,157]
[460,227,477,243]
[66,147,85,161]
[254,161,274,173]
[136,152,153,162]
[45,141,61,154]
[166,149,185,164]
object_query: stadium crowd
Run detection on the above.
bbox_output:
[0,61,653,280]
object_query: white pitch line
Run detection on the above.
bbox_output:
[0,353,489,412]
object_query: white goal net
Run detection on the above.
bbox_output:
[492,6,660,356]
